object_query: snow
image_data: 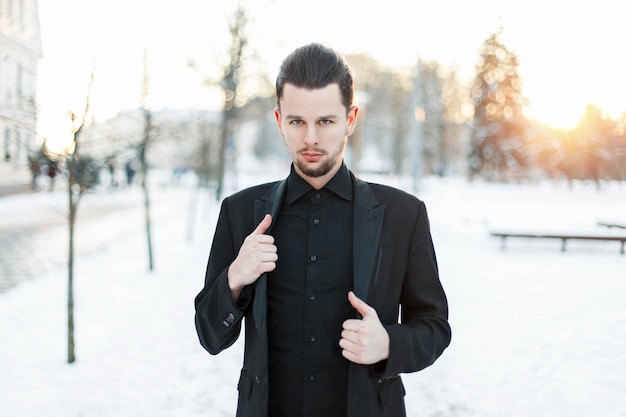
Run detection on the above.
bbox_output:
[1,175,625,417]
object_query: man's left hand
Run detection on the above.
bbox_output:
[340,291,390,365]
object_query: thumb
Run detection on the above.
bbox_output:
[252,214,272,235]
[348,291,374,318]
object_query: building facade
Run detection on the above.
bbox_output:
[0,0,42,168]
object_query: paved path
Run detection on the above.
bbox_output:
[0,185,189,293]
[0,184,34,197]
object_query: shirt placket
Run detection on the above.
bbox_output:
[303,189,324,415]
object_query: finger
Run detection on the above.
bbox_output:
[252,214,272,235]
[348,291,375,318]
[260,250,278,262]
[340,340,365,364]
[341,328,356,340]
[339,337,356,351]
[342,319,362,333]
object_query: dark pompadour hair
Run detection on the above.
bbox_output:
[275,43,354,112]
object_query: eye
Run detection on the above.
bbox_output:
[289,119,304,126]
[318,119,332,126]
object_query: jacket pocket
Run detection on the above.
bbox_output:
[377,375,406,408]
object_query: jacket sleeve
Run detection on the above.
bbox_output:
[379,200,451,377]
[194,198,253,355]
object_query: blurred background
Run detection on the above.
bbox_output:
[3,0,625,195]
[1,1,625,416]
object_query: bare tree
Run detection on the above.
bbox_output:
[184,113,221,241]
[65,70,97,364]
[215,6,249,200]
[345,54,413,176]
[139,50,155,271]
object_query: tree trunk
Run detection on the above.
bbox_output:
[140,52,155,272]
[140,110,154,271]
[67,178,76,364]
[215,122,226,201]
[141,166,154,271]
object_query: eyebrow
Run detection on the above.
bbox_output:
[284,114,339,120]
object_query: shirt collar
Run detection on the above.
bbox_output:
[285,162,353,205]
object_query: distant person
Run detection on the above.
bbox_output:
[45,160,57,192]
[194,43,451,417]
[125,159,137,186]
[106,156,117,188]
[28,156,40,189]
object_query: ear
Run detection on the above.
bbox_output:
[274,107,284,137]
[346,105,359,136]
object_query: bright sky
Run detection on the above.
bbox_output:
[37,0,626,150]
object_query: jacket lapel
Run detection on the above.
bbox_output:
[352,177,385,303]
[252,179,288,331]
[254,179,286,230]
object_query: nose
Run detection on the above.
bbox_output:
[303,125,318,146]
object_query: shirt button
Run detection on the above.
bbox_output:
[309,335,316,342]
[309,375,315,381]
[309,294,316,301]
[310,255,317,262]
[314,192,321,199]
[313,219,320,225]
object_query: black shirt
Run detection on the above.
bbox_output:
[267,163,355,417]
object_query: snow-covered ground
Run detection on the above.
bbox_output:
[1,174,625,417]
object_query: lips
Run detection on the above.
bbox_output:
[301,151,323,162]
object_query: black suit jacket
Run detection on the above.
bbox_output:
[194,170,451,417]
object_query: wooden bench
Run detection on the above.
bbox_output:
[597,222,626,230]
[491,231,626,254]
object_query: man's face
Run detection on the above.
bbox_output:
[275,83,358,188]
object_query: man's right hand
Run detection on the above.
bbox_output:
[227,214,277,301]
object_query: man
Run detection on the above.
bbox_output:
[194,43,451,417]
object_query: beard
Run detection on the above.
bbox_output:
[293,139,346,178]
[294,154,335,178]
